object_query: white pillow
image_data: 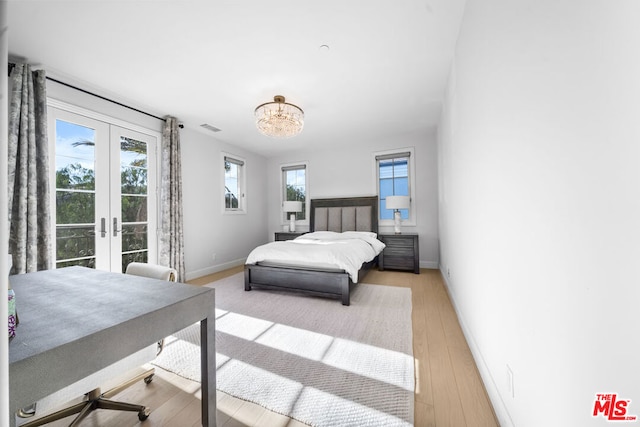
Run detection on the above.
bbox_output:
[341,231,377,239]
[297,231,339,240]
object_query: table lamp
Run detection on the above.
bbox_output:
[386,196,410,234]
[283,201,303,232]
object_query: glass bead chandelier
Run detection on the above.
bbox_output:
[254,95,304,138]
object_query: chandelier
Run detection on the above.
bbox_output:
[254,95,304,138]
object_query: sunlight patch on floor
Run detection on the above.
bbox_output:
[213,308,415,392]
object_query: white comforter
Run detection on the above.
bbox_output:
[245,231,386,283]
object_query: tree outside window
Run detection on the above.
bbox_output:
[224,155,244,211]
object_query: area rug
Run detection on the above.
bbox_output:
[153,272,414,427]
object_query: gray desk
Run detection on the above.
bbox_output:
[8,266,216,427]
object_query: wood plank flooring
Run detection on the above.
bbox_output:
[22,267,498,427]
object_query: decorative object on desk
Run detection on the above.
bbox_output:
[8,290,17,339]
[153,272,414,427]
[282,201,302,232]
[255,95,304,138]
[8,254,17,339]
[386,195,410,234]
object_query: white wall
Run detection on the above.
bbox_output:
[438,1,640,426]
[181,128,268,279]
[266,130,439,268]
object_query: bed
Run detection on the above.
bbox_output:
[244,196,381,305]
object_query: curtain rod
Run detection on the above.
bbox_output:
[47,76,166,122]
[8,62,166,122]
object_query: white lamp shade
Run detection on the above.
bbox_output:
[386,196,410,210]
[282,201,303,212]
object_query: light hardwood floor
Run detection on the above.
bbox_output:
[28,267,498,427]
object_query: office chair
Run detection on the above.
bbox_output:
[18,263,177,427]
[124,262,178,356]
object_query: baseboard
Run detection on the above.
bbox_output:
[420,260,439,269]
[438,264,514,427]
[186,258,245,281]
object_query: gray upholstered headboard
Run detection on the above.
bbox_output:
[310,196,378,233]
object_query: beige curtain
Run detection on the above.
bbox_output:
[7,64,52,274]
[158,117,185,282]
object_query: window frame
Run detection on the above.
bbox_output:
[222,152,246,214]
[373,147,416,227]
[280,161,309,226]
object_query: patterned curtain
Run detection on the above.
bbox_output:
[158,117,185,282]
[7,64,52,274]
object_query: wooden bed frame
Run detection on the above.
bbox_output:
[244,196,379,305]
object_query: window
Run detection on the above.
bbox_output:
[282,163,308,222]
[224,154,245,212]
[376,150,414,222]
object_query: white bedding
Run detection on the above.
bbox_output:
[245,231,386,283]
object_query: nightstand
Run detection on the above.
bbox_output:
[378,233,420,274]
[275,232,306,241]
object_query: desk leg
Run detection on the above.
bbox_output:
[200,316,216,426]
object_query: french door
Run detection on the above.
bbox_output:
[48,106,158,273]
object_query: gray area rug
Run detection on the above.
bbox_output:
[153,272,414,426]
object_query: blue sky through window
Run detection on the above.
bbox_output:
[379,158,409,220]
[55,119,96,172]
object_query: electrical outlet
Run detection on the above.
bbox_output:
[507,365,514,398]
[212,253,217,261]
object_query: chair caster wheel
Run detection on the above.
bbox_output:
[144,374,154,384]
[17,404,36,418]
[138,407,151,421]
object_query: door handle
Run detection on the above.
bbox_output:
[113,217,121,237]
[100,217,107,238]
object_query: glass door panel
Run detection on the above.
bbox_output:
[111,126,157,273]
[52,113,109,269]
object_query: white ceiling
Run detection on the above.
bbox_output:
[7,0,466,157]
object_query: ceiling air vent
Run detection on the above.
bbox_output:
[200,123,221,133]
